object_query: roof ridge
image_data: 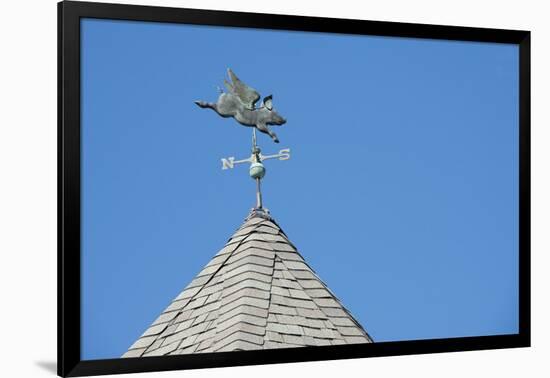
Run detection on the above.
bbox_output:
[210,241,276,352]
[275,255,371,341]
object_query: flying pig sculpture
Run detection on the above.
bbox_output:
[194,68,287,143]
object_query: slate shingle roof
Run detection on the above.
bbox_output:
[123,209,372,357]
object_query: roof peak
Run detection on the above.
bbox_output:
[245,207,273,222]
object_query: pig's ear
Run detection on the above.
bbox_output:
[263,95,273,110]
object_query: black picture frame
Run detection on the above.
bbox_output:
[58,1,531,376]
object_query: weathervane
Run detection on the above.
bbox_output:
[194,68,291,209]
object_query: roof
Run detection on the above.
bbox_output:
[123,208,372,357]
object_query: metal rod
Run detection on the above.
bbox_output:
[253,127,262,209]
[252,128,257,151]
[256,178,262,209]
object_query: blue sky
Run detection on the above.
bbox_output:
[81,18,519,360]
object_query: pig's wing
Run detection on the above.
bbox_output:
[227,68,260,110]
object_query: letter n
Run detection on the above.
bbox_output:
[221,157,235,170]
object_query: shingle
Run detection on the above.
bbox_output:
[296,308,328,319]
[163,322,210,346]
[163,298,192,312]
[217,339,263,352]
[206,310,219,321]
[220,287,270,306]
[196,338,215,351]
[272,278,301,289]
[226,251,275,267]
[204,290,222,304]
[297,279,324,289]
[158,323,179,338]
[271,243,297,252]
[144,341,179,356]
[185,275,212,289]
[175,286,201,301]
[281,260,310,271]
[268,303,298,316]
[231,246,276,260]
[275,251,303,261]
[173,310,193,324]
[214,331,264,351]
[197,263,221,277]
[289,289,311,299]
[263,341,286,349]
[185,301,219,318]
[193,327,217,344]
[273,270,284,278]
[224,279,271,296]
[270,285,290,296]
[336,326,365,336]
[304,288,332,298]
[217,313,268,330]
[215,243,239,256]
[344,336,370,344]
[236,240,275,252]
[226,255,275,271]
[323,320,337,330]
[207,274,223,286]
[196,282,223,297]
[331,339,346,345]
[266,323,303,335]
[258,234,290,243]
[320,307,348,317]
[282,334,307,345]
[192,312,209,325]
[302,336,318,346]
[217,305,268,324]
[145,338,164,352]
[329,316,356,327]
[281,270,296,280]
[302,327,341,339]
[290,270,318,280]
[314,338,332,346]
[205,253,230,267]
[122,348,146,358]
[242,216,267,227]
[223,264,273,282]
[140,323,168,338]
[255,225,280,234]
[261,220,280,230]
[244,233,269,242]
[218,296,270,314]
[176,343,200,354]
[313,298,341,308]
[271,295,317,309]
[225,234,249,245]
[232,225,259,238]
[129,336,157,350]
[187,295,208,309]
[175,333,200,350]
[276,314,325,328]
[266,331,284,343]
[152,311,179,325]
[216,322,266,342]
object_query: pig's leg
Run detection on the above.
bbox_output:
[256,123,279,143]
[194,100,232,118]
[194,101,217,111]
